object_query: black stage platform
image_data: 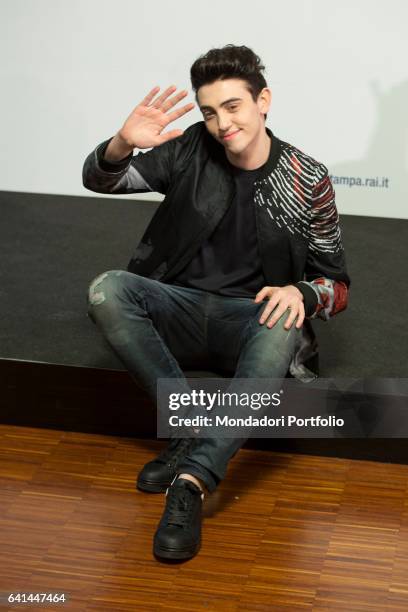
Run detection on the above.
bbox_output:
[1,190,407,462]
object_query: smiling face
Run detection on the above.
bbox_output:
[197,78,271,167]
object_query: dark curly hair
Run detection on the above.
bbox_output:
[190,45,268,105]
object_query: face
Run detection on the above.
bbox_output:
[197,78,271,159]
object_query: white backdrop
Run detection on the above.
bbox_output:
[1,0,407,218]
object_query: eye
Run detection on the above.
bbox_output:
[203,111,214,120]
[227,105,238,112]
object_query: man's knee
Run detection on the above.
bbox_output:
[267,315,301,364]
[244,309,301,370]
[87,269,125,308]
[271,310,301,341]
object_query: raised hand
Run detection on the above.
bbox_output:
[118,86,195,150]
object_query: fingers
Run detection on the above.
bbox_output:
[156,129,184,144]
[284,302,305,330]
[161,89,189,113]
[151,85,178,108]
[139,86,161,107]
[167,102,195,123]
[259,294,280,325]
[295,302,305,329]
[257,286,305,330]
[254,286,272,303]
[263,302,287,329]
[262,302,303,330]
[139,86,195,122]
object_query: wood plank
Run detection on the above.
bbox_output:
[1,425,408,610]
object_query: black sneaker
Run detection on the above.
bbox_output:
[136,438,194,493]
[153,477,203,560]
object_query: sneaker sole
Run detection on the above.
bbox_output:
[136,478,170,493]
[153,541,201,560]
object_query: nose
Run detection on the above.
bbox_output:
[217,111,232,133]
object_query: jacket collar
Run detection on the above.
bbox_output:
[262,127,282,177]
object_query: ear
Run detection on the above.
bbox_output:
[257,87,272,115]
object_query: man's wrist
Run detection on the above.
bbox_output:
[293,282,318,317]
[291,285,304,301]
[95,137,133,173]
[103,132,134,162]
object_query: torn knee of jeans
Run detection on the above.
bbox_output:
[88,272,110,306]
[89,290,105,305]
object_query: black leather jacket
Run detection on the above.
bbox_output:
[83,121,350,381]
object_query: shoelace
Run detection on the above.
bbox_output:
[165,486,196,528]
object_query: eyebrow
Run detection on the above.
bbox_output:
[199,97,242,112]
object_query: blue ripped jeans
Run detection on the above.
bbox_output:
[87,270,300,492]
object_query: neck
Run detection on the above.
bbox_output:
[226,125,271,170]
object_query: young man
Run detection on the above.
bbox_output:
[83,45,350,561]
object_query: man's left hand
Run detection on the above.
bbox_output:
[254,285,305,330]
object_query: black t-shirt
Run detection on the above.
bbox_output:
[172,161,267,298]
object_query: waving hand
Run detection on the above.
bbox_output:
[118,86,195,150]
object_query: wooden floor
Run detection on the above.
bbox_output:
[1,426,408,611]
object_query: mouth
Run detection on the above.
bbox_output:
[221,129,241,141]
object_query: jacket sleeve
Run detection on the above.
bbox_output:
[82,135,179,195]
[294,169,350,320]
